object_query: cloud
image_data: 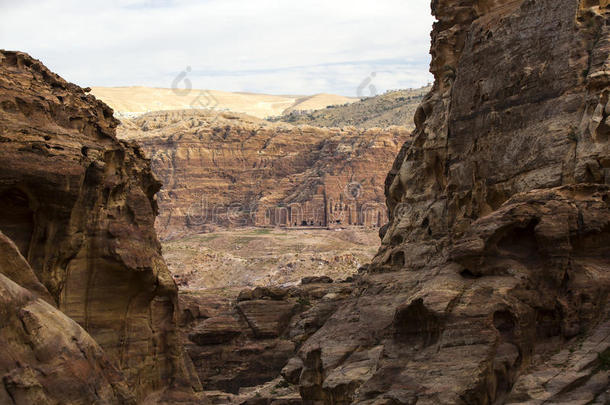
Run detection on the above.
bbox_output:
[0,0,434,95]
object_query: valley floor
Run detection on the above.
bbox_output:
[163,227,379,290]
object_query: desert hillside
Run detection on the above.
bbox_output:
[275,85,431,129]
[91,86,357,119]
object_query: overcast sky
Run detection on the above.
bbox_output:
[0,0,434,96]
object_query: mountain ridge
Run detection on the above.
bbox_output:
[91,86,358,119]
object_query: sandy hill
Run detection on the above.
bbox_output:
[275,85,432,129]
[283,93,356,114]
[90,86,357,119]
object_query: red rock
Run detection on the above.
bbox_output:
[0,50,203,402]
[294,1,610,403]
[118,111,411,239]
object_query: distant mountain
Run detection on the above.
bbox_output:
[90,86,357,119]
[272,85,431,129]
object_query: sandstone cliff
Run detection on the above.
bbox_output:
[0,50,202,403]
[286,1,610,403]
[119,111,410,240]
[0,231,136,404]
[178,279,353,402]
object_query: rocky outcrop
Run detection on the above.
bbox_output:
[118,111,410,239]
[178,280,354,401]
[0,50,202,402]
[292,1,610,403]
[0,231,135,404]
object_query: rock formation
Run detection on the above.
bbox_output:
[3,0,608,403]
[0,231,136,404]
[287,1,610,403]
[178,279,353,404]
[0,50,202,403]
[118,111,410,239]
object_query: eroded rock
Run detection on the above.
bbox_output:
[179,282,353,399]
[0,232,134,404]
[117,110,410,239]
[0,50,203,402]
[293,1,610,403]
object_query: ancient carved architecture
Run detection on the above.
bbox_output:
[118,111,409,239]
[1,0,609,403]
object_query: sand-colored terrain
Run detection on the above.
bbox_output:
[91,86,356,118]
[277,86,431,129]
[282,93,356,114]
[163,227,379,289]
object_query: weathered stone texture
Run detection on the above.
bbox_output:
[293,1,610,403]
[119,111,410,239]
[0,50,202,403]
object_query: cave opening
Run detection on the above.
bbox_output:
[0,188,35,258]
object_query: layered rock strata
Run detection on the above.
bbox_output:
[0,50,202,403]
[178,279,353,400]
[289,1,610,403]
[0,230,136,404]
[118,111,410,239]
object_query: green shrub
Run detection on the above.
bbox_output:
[599,348,610,371]
[275,379,291,389]
[297,297,311,306]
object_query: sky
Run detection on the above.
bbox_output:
[0,0,434,96]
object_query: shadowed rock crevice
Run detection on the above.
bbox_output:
[0,188,35,258]
[178,281,354,402]
[394,298,442,347]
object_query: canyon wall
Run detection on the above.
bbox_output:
[119,111,410,239]
[0,230,136,404]
[178,279,353,403]
[0,50,202,403]
[289,1,610,403]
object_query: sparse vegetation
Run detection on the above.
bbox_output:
[568,127,579,142]
[233,236,255,245]
[162,228,378,290]
[249,228,271,235]
[297,296,311,306]
[275,379,291,389]
[271,85,431,129]
[598,348,610,371]
[196,234,220,243]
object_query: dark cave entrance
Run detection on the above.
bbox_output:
[0,188,34,258]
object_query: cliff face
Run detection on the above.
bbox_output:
[178,280,353,401]
[0,231,135,404]
[290,1,610,403]
[119,111,410,239]
[0,51,201,402]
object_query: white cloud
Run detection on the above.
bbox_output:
[0,0,434,95]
